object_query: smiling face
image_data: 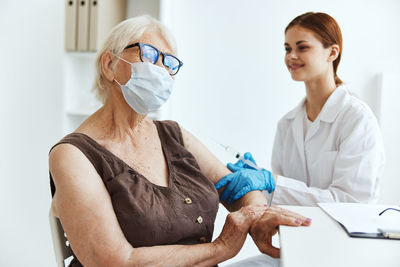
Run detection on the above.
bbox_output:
[284,25,334,83]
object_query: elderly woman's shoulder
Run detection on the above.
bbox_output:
[49,132,95,168]
[49,141,86,166]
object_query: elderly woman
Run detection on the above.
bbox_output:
[49,15,310,266]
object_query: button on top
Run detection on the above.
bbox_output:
[196,216,203,224]
[185,197,192,204]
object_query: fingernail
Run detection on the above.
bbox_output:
[295,219,301,224]
[306,218,312,223]
[264,204,269,207]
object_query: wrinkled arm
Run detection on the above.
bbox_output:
[180,126,267,211]
[49,144,233,267]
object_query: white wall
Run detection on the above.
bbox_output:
[165,0,400,170]
[0,1,64,266]
[1,0,400,266]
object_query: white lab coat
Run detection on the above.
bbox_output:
[271,85,385,206]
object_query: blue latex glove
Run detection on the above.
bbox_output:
[215,153,276,204]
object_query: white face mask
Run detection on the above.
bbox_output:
[114,57,174,115]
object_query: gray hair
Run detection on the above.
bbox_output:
[92,15,177,103]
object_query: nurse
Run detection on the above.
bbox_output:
[217,12,385,206]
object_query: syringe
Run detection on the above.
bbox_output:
[214,140,275,206]
[220,143,262,171]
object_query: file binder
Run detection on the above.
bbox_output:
[77,0,90,51]
[88,0,126,51]
[65,0,78,51]
[88,0,99,51]
[65,0,126,52]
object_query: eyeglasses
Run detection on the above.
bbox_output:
[379,208,400,216]
[123,42,183,75]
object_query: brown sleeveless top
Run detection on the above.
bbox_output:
[50,120,220,266]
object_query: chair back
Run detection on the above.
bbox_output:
[49,209,73,267]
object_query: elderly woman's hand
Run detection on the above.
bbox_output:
[213,205,268,261]
[249,206,311,258]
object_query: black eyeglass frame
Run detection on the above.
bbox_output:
[123,42,183,75]
[378,208,400,216]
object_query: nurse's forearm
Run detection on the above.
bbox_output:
[272,175,359,206]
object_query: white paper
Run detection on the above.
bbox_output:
[318,203,400,234]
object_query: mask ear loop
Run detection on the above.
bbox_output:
[114,78,122,86]
[116,55,132,65]
[113,55,134,86]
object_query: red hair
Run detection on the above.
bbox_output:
[285,12,343,86]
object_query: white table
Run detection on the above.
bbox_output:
[279,206,400,267]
